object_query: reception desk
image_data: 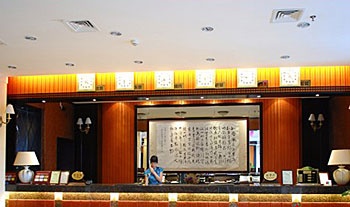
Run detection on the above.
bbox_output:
[5,184,350,207]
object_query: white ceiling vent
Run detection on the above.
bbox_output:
[0,39,6,46]
[271,9,304,23]
[65,20,99,32]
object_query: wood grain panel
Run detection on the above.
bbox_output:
[329,96,350,149]
[102,102,135,183]
[61,200,110,207]
[7,200,55,207]
[7,66,350,94]
[262,99,301,183]
[42,102,74,170]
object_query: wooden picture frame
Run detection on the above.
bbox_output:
[282,170,293,185]
[5,172,17,184]
[33,171,51,185]
[59,171,70,185]
[50,171,61,185]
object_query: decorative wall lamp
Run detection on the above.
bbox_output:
[0,104,15,127]
[328,149,350,185]
[308,113,324,132]
[13,151,40,183]
[76,117,92,134]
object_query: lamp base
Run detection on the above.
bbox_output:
[18,166,34,184]
[333,166,350,185]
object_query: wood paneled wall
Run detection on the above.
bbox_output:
[42,102,74,170]
[262,99,301,181]
[101,102,135,183]
[7,66,350,94]
[329,96,350,149]
[101,99,300,183]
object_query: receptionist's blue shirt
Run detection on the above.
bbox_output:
[144,167,163,184]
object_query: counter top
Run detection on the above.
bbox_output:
[6,184,350,194]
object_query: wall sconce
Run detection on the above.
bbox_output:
[308,113,324,132]
[0,104,15,127]
[76,117,92,134]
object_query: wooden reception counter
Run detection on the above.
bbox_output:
[5,184,350,207]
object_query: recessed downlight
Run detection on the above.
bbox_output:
[280,55,290,59]
[134,60,143,64]
[42,100,46,103]
[297,22,310,28]
[200,96,204,99]
[24,35,37,41]
[65,62,75,67]
[315,94,320,97]
[206,58,215,62]
[201,26,214,32]
[110,31,122,36]
[92,99,96,102]
[8,65,17,70]
[145,97,149,101]
[257,95,262,98]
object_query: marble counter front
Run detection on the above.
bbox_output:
[6,183,350,194]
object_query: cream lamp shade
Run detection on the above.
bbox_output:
[13,151,40,184]
[6,104,15,114]
[328,149,350,185]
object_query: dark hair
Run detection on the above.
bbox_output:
[150,155,158,163]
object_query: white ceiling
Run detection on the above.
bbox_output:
[1,0,350,77]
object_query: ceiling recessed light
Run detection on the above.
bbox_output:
[315,94,320,97]
[297,22,310,28]
[24,35,37,41]
[206,58,215,62]
[92,99,96,102]
[110,31,122,36]
[134,60,143,64]
[280,55,290,59]
[65,62,75,67]
[201,26,214,32]
[8,65,17,70]
[42,100,46,103]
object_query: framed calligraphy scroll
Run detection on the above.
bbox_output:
[148,118,248,172]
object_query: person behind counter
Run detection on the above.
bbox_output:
[144,155,163,185]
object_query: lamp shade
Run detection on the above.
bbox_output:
[85,117,92,125]
[76,118,83,125]
[6,104,15,114]
[317,114,325,121]
[13,151,40,166]
[328,149,350,166]
[308,114,316,121]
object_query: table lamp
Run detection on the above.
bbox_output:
[328,149,350,185]
[13,151,40,184]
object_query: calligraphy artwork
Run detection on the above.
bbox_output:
[149,119,248,171]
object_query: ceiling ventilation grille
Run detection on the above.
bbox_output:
[0,39,6,46]
[65,20,99,32]
[271,9,304,23]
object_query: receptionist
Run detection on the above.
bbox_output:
[144,155,163,185]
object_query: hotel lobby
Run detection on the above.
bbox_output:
[1,1,350,207]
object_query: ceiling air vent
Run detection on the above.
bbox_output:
[65,20,99,32]
[0,39,6,46]
[271,9,304,23]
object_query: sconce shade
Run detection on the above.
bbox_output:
[76,118,83,125]
[317,114,325,121]
[6,104,15,114]
[328,149,350,166]
[13,151,40,166]
[308,114,316,121]
[85,117,92,125]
